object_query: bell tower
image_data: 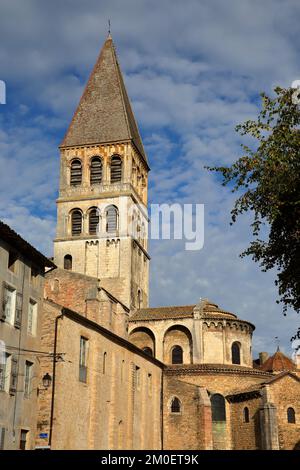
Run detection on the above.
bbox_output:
[54,35,150,310]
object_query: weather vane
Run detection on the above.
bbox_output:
[275,336,280,351]
[108,19,111,35]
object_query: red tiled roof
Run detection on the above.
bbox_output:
[260,349,296,372]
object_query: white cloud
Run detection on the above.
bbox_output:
[0,0,299,356]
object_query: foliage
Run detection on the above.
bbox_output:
[208,87,300,315]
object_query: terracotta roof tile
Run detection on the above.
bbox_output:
[260,349,296,372]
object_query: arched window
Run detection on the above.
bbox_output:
[70,159,82,186]
[287,407,296,424]
[106,206,118,233]
[103,352,107,375]
[231,342,241,365]
[211,394,226,422]
[171,397,181,413]
[243,406,250,423]
[110,155,122,183]
[71,210,82,235]
[143,347,153,357]
[64,254,72,270]
[172,345,183,364]
[89,208,100,235]
[90,157,102,185]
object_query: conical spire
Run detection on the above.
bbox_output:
[61,36,148,165]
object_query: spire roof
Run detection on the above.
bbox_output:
[61,36,148,166]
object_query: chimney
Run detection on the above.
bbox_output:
[259,352,269,365]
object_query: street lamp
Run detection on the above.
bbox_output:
[42,373,52,389]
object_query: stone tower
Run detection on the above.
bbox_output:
[54,35,150,310]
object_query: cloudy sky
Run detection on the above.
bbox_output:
[0,0,299,356]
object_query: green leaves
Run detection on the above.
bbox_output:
[208,87,300,315]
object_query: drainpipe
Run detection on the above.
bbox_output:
[48,310,64,448]
[160,370,164,450]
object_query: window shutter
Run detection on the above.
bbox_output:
[0,428,5,450]
[14,293,22,329]
[70,160,82,186]
[1,284,6,321]
[90,157,102,185]
[0,357,6,391]
[110,156,122,183]
[9,356,18,394]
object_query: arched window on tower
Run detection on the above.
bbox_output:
[71,210,82,236]
[110,155,122,183]
[90,157,102,185]
[106,206,118,233]
[171,345,183,364]
[89,208,100,235]
[70,159,82,186]
[243,406,250,423]
[64,254,72,270]
[211,394,226,422]
[287,407,296,424]
[231,342,241,365]
[170,397,181,413]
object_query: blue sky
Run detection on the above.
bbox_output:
[0,0,299,357]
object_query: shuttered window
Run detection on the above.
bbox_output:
[2,285,16,324]
[106,206,118,233]
[9,356,18,394]
[70,159,82,186]
[0,353,11,392]
[24,361,33,398]
[14,293,22,329]
[89,208,100,235]
[0,428,5,450]
[28,300,37,335]
[110,155,122,183]
[71,210,82,235]
[90,157,102,185]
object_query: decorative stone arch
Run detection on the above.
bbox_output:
[69,208,83,236]
[89,155,103,185]
[105,205,119,233]
[163,325,193,364]
[129,327,156,357]
[87,206,101,235]
[68,157,83,186]
[110,154,123,183]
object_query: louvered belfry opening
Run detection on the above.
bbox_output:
[71,210,82,235]
[110,155,122,183]
[89,208,100,235]
[90,157,102,185]
[70,159,82,186]
[106,206,118,233]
